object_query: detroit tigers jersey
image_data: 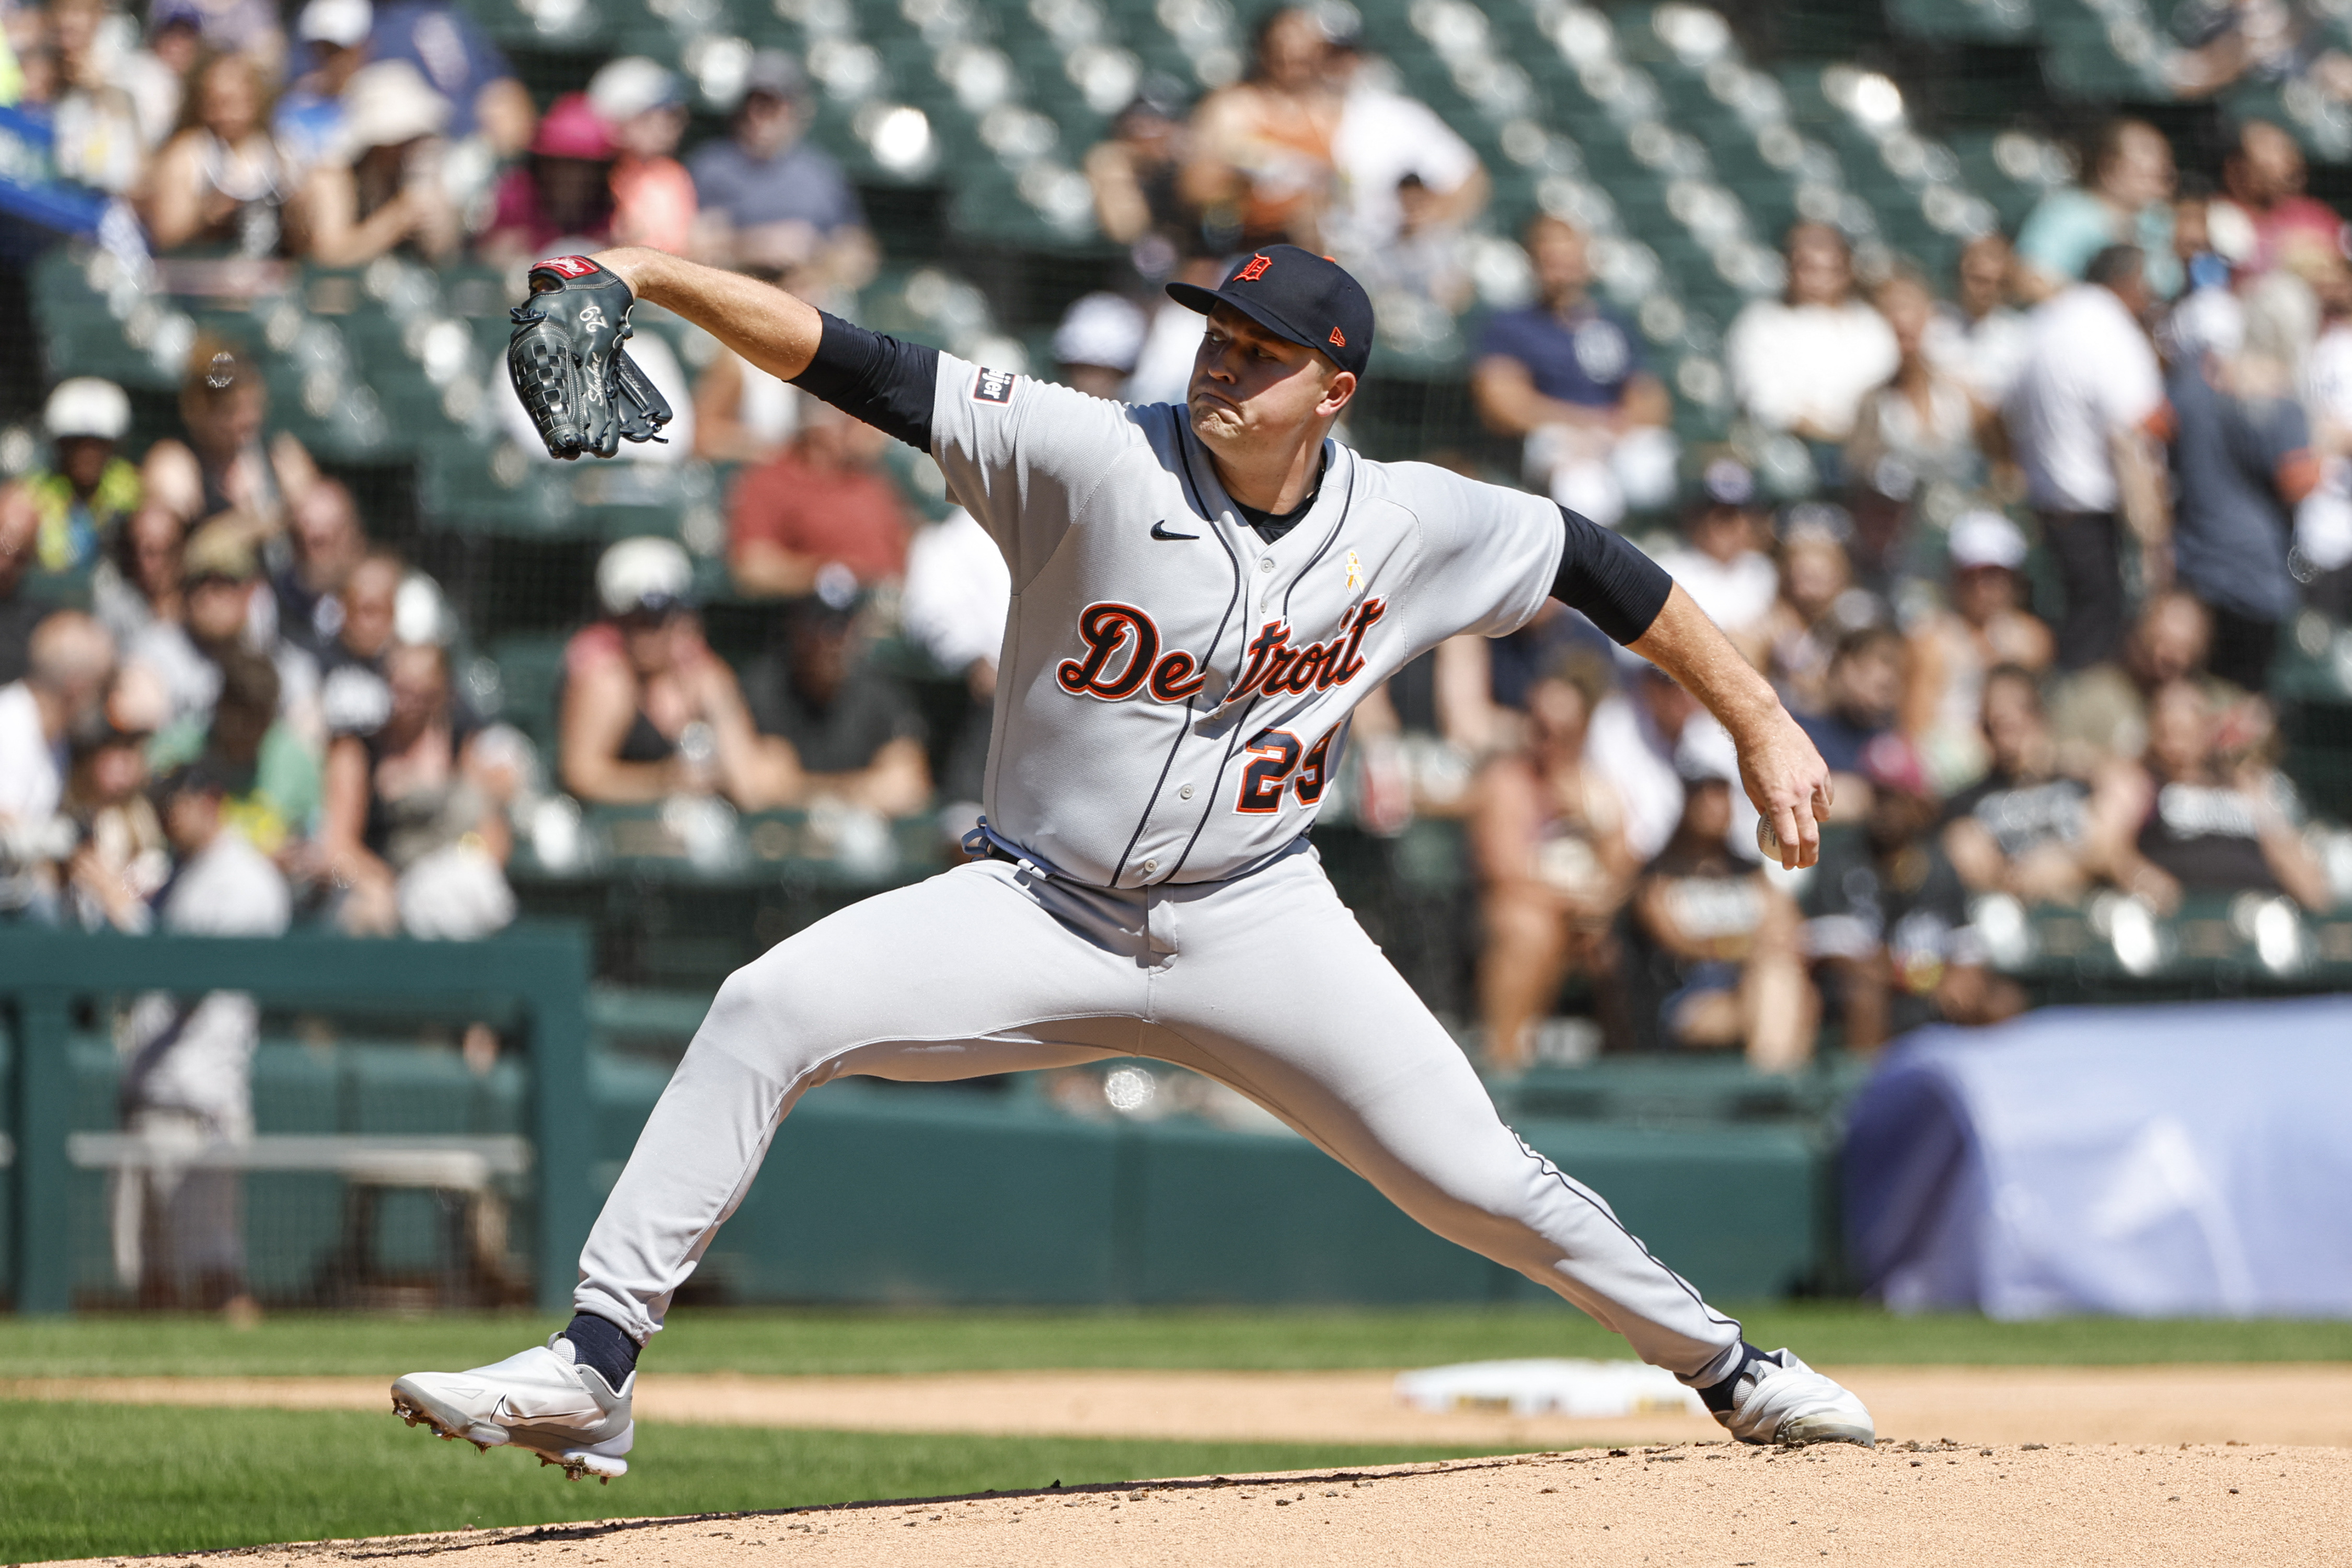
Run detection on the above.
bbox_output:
[928,353,1563,890]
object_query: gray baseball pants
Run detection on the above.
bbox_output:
[573,841,1747,1384]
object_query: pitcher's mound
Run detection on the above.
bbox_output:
[68,1441,2347,1568]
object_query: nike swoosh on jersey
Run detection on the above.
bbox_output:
[1149,520,1200,540]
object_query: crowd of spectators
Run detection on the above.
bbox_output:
[1452,109,2352,1074]
[5,0,2352,1093]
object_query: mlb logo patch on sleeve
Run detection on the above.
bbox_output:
[973,367,1017,403]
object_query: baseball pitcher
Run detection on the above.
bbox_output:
[392,245,1874,1480]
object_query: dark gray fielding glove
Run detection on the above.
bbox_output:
[508,255,672,459]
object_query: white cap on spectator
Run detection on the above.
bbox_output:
[598,536,694,616]
[44,377,130,441]
[1053,293,1148,373]
[341,60,450,153]
[396,571,456,646]
[297,0,373,49]
[589,56,684,123]
[1947,510,2027,572]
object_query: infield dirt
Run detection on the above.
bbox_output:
[50,1442,2350,1568]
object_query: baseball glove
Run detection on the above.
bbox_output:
[507,256,674,460]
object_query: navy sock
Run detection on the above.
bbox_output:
[562,1312,640,1389]
[1697,1341,1765,1414]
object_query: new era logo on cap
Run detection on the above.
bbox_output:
[1165,244,1375,379]
[535,256,599,278]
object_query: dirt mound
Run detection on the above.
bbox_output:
[10,1364,2347,1448]
[62,1443,2346,1568]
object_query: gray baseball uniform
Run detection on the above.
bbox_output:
[571,339,1748,1388]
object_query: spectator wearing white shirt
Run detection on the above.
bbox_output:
[1322,28,1487,264]
[1654,456,1778,668]
[903,508,1010,836]
[2298,257,2352,618]
[113,756,291,1317]
[2003,244,2171,672]
[1582,659,1745,865]
[1924,235,2030,411]
[1725,223,1899,491]
[0,611,114,918]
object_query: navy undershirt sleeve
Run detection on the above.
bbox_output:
[788,311,940,452]
[1550,504,1674,645]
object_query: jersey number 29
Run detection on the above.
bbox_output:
[1236,726,1338,813]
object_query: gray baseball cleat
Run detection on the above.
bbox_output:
[1710,1347,1876,1447]
[391,1334,633,1481]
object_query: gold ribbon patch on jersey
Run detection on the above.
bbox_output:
[1343,549,1362,592]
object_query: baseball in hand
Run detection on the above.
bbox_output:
[1756,815,1784,862]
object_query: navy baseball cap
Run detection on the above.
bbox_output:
[1168,245,1375,379]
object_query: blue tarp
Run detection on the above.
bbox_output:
[1842,995,2352,1318]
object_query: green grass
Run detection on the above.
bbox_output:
[1,1403,1496,1563]
[3,1303,2349,1381]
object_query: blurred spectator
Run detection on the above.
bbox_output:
[2013,118,2180,302]
[1180,5,1339,250]
[729,400,912,597]
[0,501,42,686]
[480,93,613,265]
[1584,659,1741,862]
[63,698,169,932]
[1797,625,1905,810]
[2105,678,2332,910]
[1725,222,1898,477]
[2003,244,2169,671]
[321,640,516,938]
[273,0,371,178]
[741,588,930,816]
[561,537,792,808]
[2166,280,2321,692]
[1900,511,2054,793]
[113,755,288,1320]
[286,59,459,266]
[2170,6,2352,117]
[271,479,365,661]
[2300,258,2352,615]
[177,0,286,71]
[1052,292,1149,399]
[1848,271,1996,576]
[1470,656,1633,1073]
[1085,80,1194,273]
[122,0,205,149]
[177,647,318,857]
[1619,756,1814,1071]
[1322,24,1485,266]
[1761,506,1873,719]
[901,507,1010,826]
[0,613,114,919]
[140,52,290,257]
[316,547,400,739]
[2048,589,2235,770]
[2211,119,2341,281]
[1355,172,1479,315]
[0,377,140,575]
[691,284,800,464]
[1654,456,1777,666]
[45,0,147,195]
[368,0,533,158]
[1472,216,1676,528]
[142,337,319,536]
[129,521,321,752]
[93,504,183,652]
[1924,232,2031,411]
[1803,736,2023,1051]
[1942,664,2100,905]
[590,56,695,256]
[687,51,873,294]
